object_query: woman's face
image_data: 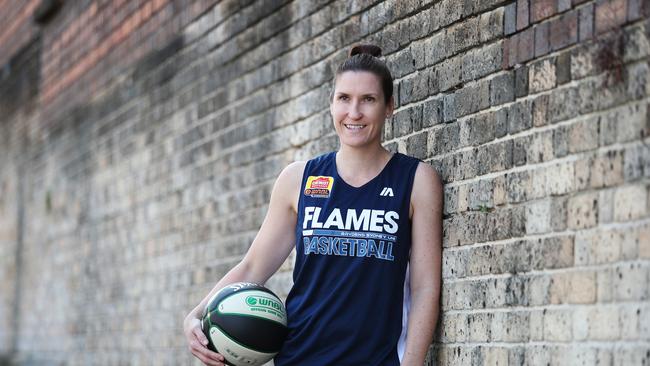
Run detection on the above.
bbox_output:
[330,71,394,149]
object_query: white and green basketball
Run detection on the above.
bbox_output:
[201,282,288,366]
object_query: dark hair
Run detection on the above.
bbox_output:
[331,44,393,104]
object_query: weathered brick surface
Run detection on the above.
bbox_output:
[1,0,649,365]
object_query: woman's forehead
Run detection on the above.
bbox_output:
[334,71,382,93]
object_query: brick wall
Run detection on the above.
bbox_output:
[0,0,648,365]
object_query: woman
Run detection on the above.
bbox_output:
[184,44,442,366]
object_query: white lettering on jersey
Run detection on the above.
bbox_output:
[323,208,345,229]
[304,206,399,233]
[370,210,384,232]
[384,211,399,234]
[345,209,370,231]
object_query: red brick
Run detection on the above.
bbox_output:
[517,0,530,30]
[518,27,535,64]
[531,0,557,22]
[550,11,578,51]
[579,3,594,41]
[627,0,642,20]
[501,36,515,70]
[535,22,550,57]
[503,36,517,68]
[595,0,628,35]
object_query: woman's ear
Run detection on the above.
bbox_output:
[386,96,395,118]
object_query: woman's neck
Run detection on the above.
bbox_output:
[336,145,393,177]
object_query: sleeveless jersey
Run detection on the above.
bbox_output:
[274,151,422,366]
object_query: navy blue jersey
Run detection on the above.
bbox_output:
[274,151,422,366]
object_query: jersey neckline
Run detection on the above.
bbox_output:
[333,151,399,190]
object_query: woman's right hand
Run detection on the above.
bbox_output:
[184,315,227,366]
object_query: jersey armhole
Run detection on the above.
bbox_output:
[407,159,424,220]
[295,160,312,218]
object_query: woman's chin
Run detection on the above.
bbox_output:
[338,136,379,148]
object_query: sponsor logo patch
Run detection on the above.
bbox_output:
[304,176,334,198]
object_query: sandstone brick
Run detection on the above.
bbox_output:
[598,188,615,223]
[490,72,515,105]
[462,41,503,82]
[568,116,600,153]
[614,262,649,301]
[550,196,569,230]
[547,161,575,195]
[640,223,650,259]
[529,309,545,339]
[428,123,460,155]
[438,57,462,92]
[406,131,428,159]
[494,108,508,138]
[455,80,490,117]
[548,85,580,122]
[449,16,480,54]
[423,31,449,67]
[389,48,416,79]
[483,346,509,365]
[507,170,530,203]
[613,184,648,221]
[588,305,621,340]
[491,311,530,341]
[442,93,457,122]
[556,51,572,84]
[524,345,554,365]
[468,312,492,341]
[570,43,597,79]
[567,192,599,229]
[529,58,556,93]
[505,2,517,35]
[422,97,444,128]
[515,64,529,97]
[526,199,551,233]
[543,309,573,341]
[479,8,505,43]
[507,100,533,133]
[614,346,650,365]
[589,151,624,188]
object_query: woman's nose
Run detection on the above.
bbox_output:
[348,102,362,119]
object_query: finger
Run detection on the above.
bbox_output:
[191,350,221,366]
[193,326,210,347]
[191,339,225,363]
[194,334,225,362]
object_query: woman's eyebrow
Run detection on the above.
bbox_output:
[334,92,378,97]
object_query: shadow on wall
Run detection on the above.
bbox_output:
[0,354,12,366]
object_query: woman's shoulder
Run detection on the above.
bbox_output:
[278,160,308,184]
[411,161,442,202]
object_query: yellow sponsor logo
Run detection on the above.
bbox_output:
[304,176,334,198]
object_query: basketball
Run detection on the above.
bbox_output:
[201,282,288,366]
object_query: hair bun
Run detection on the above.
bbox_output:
[349,44,382,58]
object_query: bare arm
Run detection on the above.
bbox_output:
[184,160,305,365]
[401,162,443,366]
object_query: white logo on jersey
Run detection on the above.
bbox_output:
[379,187,394,197]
